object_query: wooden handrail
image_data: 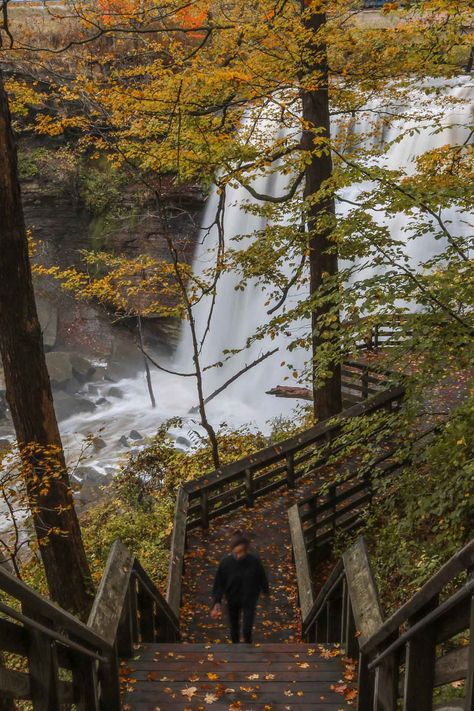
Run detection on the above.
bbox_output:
[298,537,474,710]
[0,540,178,710]
[361,538,474,656]
[183,386,404,532]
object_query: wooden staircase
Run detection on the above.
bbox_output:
[121,643,349,710]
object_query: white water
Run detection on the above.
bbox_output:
[58,80,473,473]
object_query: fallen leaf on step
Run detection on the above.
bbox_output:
[181,687,198,699]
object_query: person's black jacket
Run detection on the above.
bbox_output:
[212,553,269,606]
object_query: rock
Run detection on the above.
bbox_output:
[118,435,130,448]
[107,386,124,399]
[90,366,107,382]
[37,298,58,351]
[95,397,109,406]
[129,429,143,440]
[46,352,73,387]
[0,438,11,452]
[92,436,106,451]
[70,354,96,383]
[75,466,106,485]
[53,391,97,421]
[88,384,100,396]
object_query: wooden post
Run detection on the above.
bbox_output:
[357,652,375,711]
[286,453,295,489]
[244,468,254,507]
[97,649,121,711]
[26,629,60,711]
[200,489,209,529]
[402,600,438,711]
[116,590,133,658]
[328,484,337,537]
[138,585,155,643]
[464,593,474,710]
[166,487,189,617]
[73,655,100,711]
[288,504,314,621]
[373,649,398,711]
[362,366,369,399]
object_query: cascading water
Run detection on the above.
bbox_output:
[57,79,473,474]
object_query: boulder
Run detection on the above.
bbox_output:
[53,391,97,421]
[118,435,130,448]
[37,298,58,351]
[92,436,107,451]
[46,352,73,387]
[74,466,106,485]
[107,386,124,399]
[70,354,96,383]
[129,429,143,440]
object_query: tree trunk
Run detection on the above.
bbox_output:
[0,70,94,619]
[300,6,342,421]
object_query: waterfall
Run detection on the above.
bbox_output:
[57,79,473,472]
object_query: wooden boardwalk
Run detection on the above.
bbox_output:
[121,643,350,710]
[180,471,337,644]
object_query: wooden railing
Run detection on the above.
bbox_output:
[165,386,403,617]
[182,386,404,533]
[299,537,474,711]
[353,316,413,351]
[301,537,384,656]
[359,538,474,711]
[341,360,394,405]
[0,539,179,710]
[290,424,437,574]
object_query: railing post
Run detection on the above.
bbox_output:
[374,323,379,349]
[286,452,295,489]
[357,652,375,711]
[373,646,398,711]
[463,591,474,710]
[116,589,134,658]
[362,366,369,399]
[329,484,337,536]
[138,583,155,643]
[244,468,254,507]
[97,648,121,711]
[402,599,438,711]
[73,654,100,711]
[200,489,209,529]
[23,607,60,711]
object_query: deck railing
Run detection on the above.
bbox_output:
[359,538,474,711]
[166,385,404,617]
[0,539,178,710]
[298,537,474,711]
[182,386,403,534]
[290,424,438,575]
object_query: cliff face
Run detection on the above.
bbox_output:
[0,139,204,439]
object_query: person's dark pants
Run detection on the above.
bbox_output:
[227,599,257,643]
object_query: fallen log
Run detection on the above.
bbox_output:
[266,385,313,401]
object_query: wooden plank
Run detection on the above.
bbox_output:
[0,668,30,700]
[402,601,438,711]
[88,539,134,646]
[166,487,188,618]
[288,504,314,621]
[0,567,106,653]
[342,537,384,645]
[0,618,28,655]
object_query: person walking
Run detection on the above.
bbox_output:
[210,530,269,644]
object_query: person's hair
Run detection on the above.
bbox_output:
[230,530,250,549]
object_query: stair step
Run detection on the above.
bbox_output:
[121,643,350,710]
